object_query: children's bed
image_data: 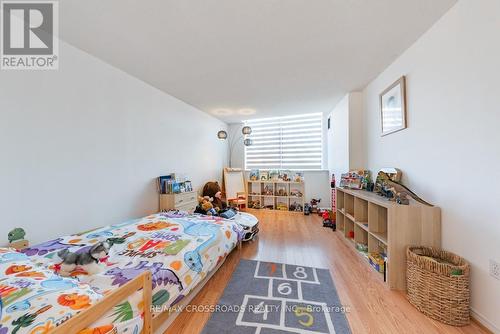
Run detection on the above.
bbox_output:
[0,211,243,333]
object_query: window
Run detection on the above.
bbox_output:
[244,113,323,170]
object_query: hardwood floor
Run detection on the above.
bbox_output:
[165,210,487,334]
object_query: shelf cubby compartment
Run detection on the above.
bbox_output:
[336,210,345,232]
[262,195,275,210]
[368,203,387,244]
[344,214,355,242]
[336,190,344,211]
[354,197,368,224]
[261,183,275,197]
[368,233,387,255]
[354,223,368,245]
[275,197,289,211]
[344,193,354,216]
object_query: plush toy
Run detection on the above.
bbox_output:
[55,242,111,277]
[198,196,218,215]
[202,181,227,211]
[8,228,29,250]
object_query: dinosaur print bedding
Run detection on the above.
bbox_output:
[0,212,243,333]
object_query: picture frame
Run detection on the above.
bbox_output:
[380,76,407,136]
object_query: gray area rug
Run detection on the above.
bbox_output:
[202,259,351,334]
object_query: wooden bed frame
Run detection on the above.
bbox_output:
[50,242,240,334]
[52,271,153,334]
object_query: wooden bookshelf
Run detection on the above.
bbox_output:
[247,180,305,212]
[336,187,441,290]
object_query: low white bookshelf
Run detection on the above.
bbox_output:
[246,180,305,212]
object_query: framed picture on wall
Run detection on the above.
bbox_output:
[380,76,407,136]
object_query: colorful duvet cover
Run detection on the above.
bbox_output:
[0,212,242,333]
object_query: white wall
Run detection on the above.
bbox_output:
[0,41,227,245]
[228,123,332,207]
[362,0,500,331]
[327,95,349,178]
[327,92,365,178]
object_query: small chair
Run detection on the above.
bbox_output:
[229,191,247,210]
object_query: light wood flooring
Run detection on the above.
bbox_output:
[165,210,488,334]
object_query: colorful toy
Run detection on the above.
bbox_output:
[322,210,336,230]
[8,228,29,250]
[276,203,288,211]
[368,252,386,273]
[309,198,321,214]
[356,243,368,253]
[263,185,274,195]
[290,189,303,197]
[289,202,303,212]
[303,203,311,215]
[375,171,433,206]
[248,199,262,209]
[55,242,111,277]
[196,196,218,215]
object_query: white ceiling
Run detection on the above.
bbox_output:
[59,0,456,123]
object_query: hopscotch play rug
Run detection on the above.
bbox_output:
[202,259,351,334]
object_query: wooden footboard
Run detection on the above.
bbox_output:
[52,271,153,334]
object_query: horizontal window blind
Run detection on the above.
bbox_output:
[245,113,323,170]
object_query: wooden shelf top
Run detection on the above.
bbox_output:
[336,187,429,208]
[248,180,304,184]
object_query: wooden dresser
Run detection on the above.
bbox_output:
[159,191,197,212]
[336,187,441,290]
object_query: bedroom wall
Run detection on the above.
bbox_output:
[361,0,500,331]
[326,92,365,179]
[0,40,228,245]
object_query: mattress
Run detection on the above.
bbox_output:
[0,212,243,333]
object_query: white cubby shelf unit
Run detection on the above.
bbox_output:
[247,180,305,213]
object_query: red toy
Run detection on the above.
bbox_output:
[322,210,336,231]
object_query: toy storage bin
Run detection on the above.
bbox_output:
[406,246,470,326]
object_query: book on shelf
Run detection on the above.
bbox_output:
[157,173,192,194]
[249,169,260,181]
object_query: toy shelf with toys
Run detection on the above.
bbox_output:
[247,170,305,212]
[336,187,441,290]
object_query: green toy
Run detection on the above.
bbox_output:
[8,228,26,243]
[8,228,29,250]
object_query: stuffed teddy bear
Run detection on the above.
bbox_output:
[202,181,227,211]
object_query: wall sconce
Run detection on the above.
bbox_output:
[217,125,252,167]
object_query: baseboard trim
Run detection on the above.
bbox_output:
[471,308,499,334]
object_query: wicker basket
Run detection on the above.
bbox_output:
[406,246,470,326]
